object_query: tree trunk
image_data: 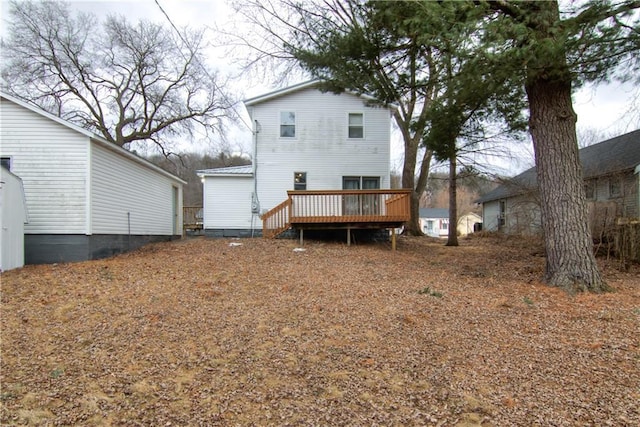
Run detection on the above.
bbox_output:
[402,135,429,236]
[446,154,458,246]
[526,79,606,292]
[523,0,606,293]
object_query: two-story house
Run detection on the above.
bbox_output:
[477,129,640,235]
[198,81,410,243]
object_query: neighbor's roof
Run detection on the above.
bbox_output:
[197,165,253,177]
[476,129,640,204]
[419,208,449,219]
[243,79,397,110]
[0,92,187,185]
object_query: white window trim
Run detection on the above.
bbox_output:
[279,110,297,139]
[347,112,365,139]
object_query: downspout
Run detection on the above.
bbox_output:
[251,119,261,237]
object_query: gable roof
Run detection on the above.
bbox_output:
[243,80,397,110]
[0,92,186,185]
[197,165,253,177]
[419,208,449,219]
[477,129,640,204]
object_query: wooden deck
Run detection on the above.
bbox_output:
[183,206,203,232]
[262,189,411,247]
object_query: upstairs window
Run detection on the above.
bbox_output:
[609,177,621,198]
[280,111,296,138]
[294,172,307,190]
[584,180,595,200]
[348,113,364,138]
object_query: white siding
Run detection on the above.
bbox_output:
[0,168,27,271]
[0,98,87,234]
[203,175,254,230]
[91,143,182,235]
[482,201,501,232]
[249,88,392,211]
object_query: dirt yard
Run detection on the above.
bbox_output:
[1,235,639,426]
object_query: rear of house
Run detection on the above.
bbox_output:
[0,93,185,264]
[199,81,397,238]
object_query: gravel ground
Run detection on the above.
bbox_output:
[1,234,639,426]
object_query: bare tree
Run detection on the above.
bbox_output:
[1,0,236,155]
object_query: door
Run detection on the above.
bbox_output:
[342,177,380,215]
[343,177,360,215]
[362,177,380,215]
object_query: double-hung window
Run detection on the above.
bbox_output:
[348,113,364,139]
[280,111,296,138]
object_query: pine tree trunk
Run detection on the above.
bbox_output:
[525,78,606,292]
[523,0,606,293]
[446,154,458,246]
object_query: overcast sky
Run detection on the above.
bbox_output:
[1,0,638,173]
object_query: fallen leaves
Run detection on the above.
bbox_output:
[1,234,639,426]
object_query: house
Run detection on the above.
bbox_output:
[0,92,186,264]
[0,165,28,271]
[476,130,640,234]
[419,208,482,238]
[198,81,410,241]
[419,208,449,238]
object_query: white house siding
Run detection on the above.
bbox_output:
[0,168,27,271]
[249,88,392,212]
[91,142,182,235]
[482,201,501,232]
[0,98,87,234]
[203,175,254,231]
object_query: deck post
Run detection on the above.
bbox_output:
[347,227,351,246]
[299,229,304,246]
[391,227,396,251]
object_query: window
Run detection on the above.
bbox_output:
[499,200,506,228]
[348,113,364,138]
[294,172,307,190]
[280,111,295,138]
[441,220,449,231]
[0,157,11,171]
[609,177,621,198]
[584,180,595,200]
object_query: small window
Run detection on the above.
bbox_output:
[348,113,364,138]
[0,157,11,171]
[280,111,296,138]
[609,178,621,198]
[584,180,595,200]
[294,172,306,190]
[441,220,449,230]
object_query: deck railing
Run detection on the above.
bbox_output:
[262,189,411,238]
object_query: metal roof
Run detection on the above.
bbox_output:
[476,129,640,203]
[197,165,253,177]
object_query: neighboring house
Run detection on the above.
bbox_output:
[476,129,640,234]
[0,92,186,264]
[419,208,449,238]
[198,80,404,238]
[419,208,482,238]
[0,165,28,271]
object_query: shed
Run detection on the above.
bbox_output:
[0,166,28,271]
